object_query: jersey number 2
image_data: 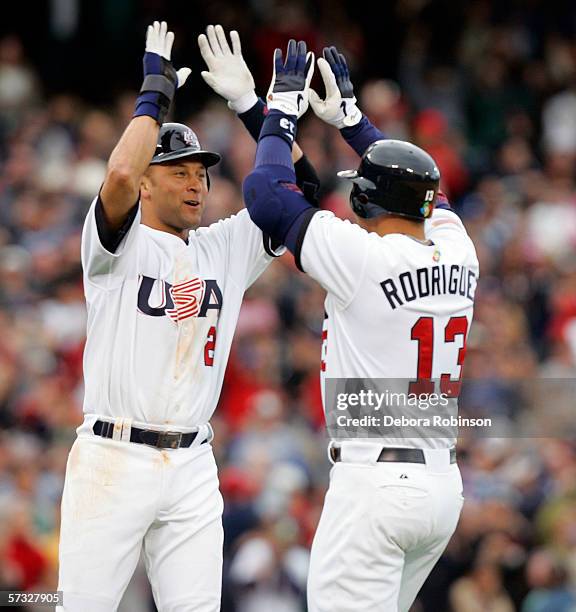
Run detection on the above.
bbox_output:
[204,326,217,367]
[410,316,468,397]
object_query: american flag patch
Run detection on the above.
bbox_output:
[166,277,206,322]
[279,181,303,194]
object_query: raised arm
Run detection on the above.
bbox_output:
[309,46,386,157]
[243,40,319,254]
[243,42,369,301]
[198,25,320,206]
[100,21,191,231]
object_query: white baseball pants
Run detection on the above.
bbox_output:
[307,445,463,612]
[57,430,223,612]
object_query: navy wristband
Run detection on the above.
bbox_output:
[134,92,170,123]
[240,102,320,206]
[259,110,297,148]
[133,52,178,125]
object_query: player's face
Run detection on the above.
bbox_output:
[141,160,208,236]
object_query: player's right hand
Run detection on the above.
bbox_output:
[198,25,257,113]
[144,21,191,89]
[309,46,361,128]
[266,39,315,118]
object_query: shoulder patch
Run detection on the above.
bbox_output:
[279,181,303,195]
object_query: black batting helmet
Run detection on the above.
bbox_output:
[338,139,440,220]
[150,123,221,168]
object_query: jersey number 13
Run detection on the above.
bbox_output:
[410,316,468,397]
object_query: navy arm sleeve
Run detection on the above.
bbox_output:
[243,110,318,254]
[340,115,386,157]
[294,155,320,207]
[237,97,267,140]
[435,191,452,211]
[238,99,320,207]
[95,196,139,254]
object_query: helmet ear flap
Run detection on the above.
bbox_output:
[350,184,370,218]
[349,176,377,218]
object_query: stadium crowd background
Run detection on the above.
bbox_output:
[2,0,576,610]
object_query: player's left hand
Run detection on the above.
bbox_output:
[198,25,257,112]
[309,46,361,128]
[266,39,314,118]
[136,21,192,125]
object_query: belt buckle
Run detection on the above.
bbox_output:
[156,431,182,449]
[378,449,399,462]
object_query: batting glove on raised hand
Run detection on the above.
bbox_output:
[266,39,314,118]
[309,46,362,128]
[198,25,257,113]
[135,21,192,124]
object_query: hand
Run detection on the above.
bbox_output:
[266,39,314,118]
[144,21,191,88]
[309,46,361,128]
[198,25,257,112]
[135,21,191,124]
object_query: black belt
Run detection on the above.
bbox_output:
[330,446,456,464]
[93,420,204,449]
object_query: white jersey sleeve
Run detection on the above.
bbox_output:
[81,196,141,289]
[425,208,475,250]
[298,210,370,308]
[195,208,285,290]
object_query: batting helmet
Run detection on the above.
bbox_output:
[150,123,221,168]
[337,139,440,220]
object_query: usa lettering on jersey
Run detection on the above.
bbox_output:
[137,275,224,320]
[166,277,205,322]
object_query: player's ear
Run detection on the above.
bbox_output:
[140,170,153,200]
[197,163,210,190]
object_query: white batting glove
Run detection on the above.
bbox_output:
[198,25,257,113]
[266,40,314,118]
[309,50,362,129]
[145,21,191,88]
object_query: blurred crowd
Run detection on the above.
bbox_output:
[2,0,576,610]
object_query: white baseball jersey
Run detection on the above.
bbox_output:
[81,198,282,428]
[299,207,479,448]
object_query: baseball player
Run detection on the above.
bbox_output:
[242,42,479,611]
[56,22,315,612]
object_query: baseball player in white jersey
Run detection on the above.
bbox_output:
[241,42,479,611]
[55,21,321,612]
